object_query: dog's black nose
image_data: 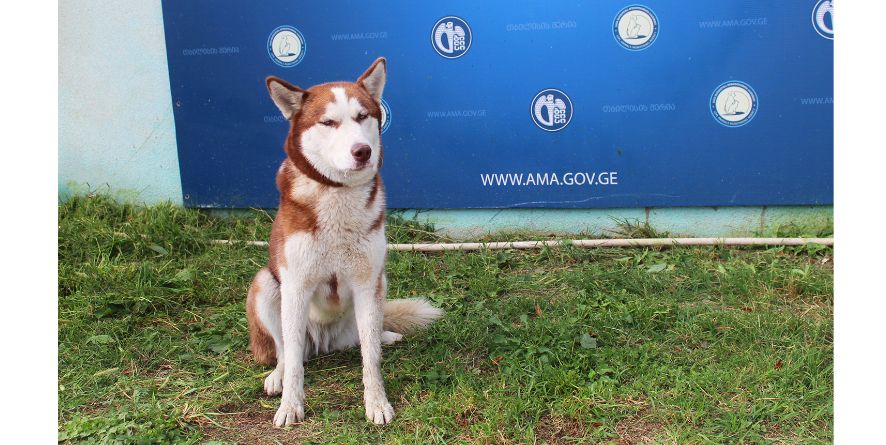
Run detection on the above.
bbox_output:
[351,144,371,163]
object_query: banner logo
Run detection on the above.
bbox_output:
[531,89,573,132]
[268,26,306,67]
[431,16,472,58]
[812,0,834,40]
[710,81,758,127]
[614,5,659,50]
[380,99,391,134]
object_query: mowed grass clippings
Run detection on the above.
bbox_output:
[58,195,833,444]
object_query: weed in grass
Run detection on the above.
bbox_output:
[59,195,833,444]
[609,217,670,239]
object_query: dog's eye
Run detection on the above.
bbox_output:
[320,119,335,126]
[356,112,368,121]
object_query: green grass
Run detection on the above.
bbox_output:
[58,195,833,444]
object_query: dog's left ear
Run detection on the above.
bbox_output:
[266,76,306,119]
[357,57,386,102]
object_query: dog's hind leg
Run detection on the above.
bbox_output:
[327,318,401,351]
[246,267,285,395]
[381,331,403,345]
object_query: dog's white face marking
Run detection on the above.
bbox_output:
[301,87,381,187]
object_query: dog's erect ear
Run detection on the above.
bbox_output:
[266,76,306,119]
[357,57,386,102]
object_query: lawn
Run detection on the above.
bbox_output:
[58,196,833,444]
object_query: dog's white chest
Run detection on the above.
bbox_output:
[281,184,385,286]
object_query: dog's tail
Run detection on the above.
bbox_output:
[383,298,443,335]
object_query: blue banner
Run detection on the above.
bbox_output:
[161,1,834,208]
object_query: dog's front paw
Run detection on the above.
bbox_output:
[364,395,395,425]
[273,400,304,427]
[264,368,283,396]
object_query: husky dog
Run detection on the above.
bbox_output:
[246,58,442,426]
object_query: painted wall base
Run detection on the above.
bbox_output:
[395,206,832,240]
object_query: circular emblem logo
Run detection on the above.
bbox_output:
[380,99,391,134]
[614,5,659,50]
[710,81,758,127]
[531,89,573,132]
[268,26,306,67]
[812,0,834,40]
[431,16,472,58]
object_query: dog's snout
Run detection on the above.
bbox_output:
[351,143,371,163]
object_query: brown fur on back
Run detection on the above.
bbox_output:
[366,174,382,208]
[246,269,277,366]
[369,207,385,232]
[267,160,319,281]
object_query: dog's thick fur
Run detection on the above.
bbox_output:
[246,58,442,427]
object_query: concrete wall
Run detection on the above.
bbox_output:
[59,0,181,204]
[58,0,832,239]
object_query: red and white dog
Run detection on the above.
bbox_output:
[246,58,442,426]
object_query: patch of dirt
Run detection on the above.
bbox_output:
[760,421,809,444]
[613,413,663,445]
[455,405,483,428]
[535,414,594,444]
[813,255,833,269]
[199,403,323,445]
[763,422,783,442]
